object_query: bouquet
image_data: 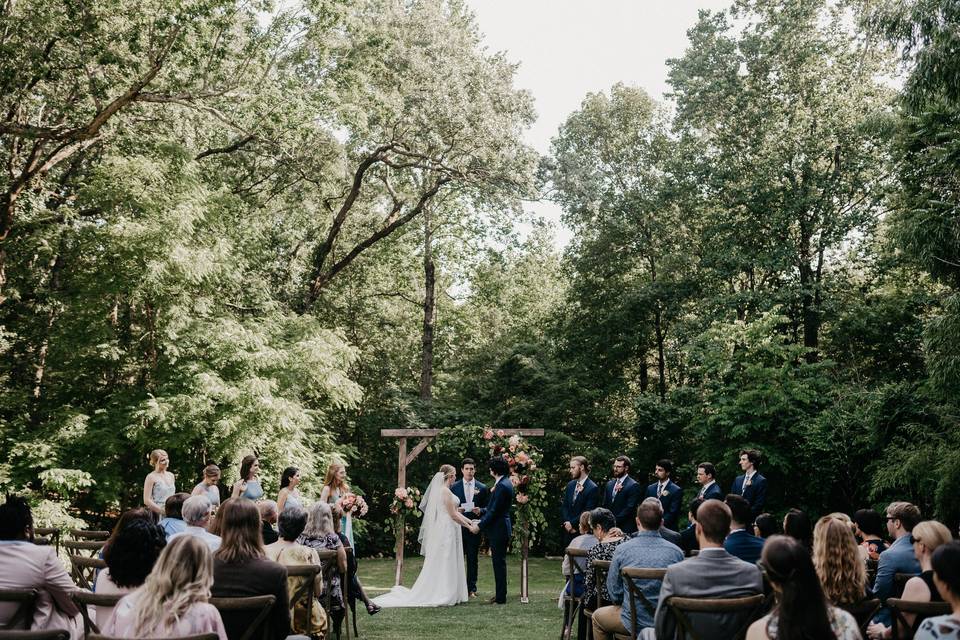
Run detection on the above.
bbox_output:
[340,492,369,517]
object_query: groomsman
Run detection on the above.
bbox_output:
[561,456,599,546]
[695,462,723,501]
[730,449,767,521]
[645,459,683,531]
[452,458,489,598]
[603,456,641,534]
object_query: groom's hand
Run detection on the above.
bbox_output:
[472,507,481,515]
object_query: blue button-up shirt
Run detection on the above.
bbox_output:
[607,529,684,632]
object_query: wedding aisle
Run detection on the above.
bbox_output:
[358,557,561,640]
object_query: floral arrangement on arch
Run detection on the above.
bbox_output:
[483,428,547,549]
[389,486,422,518]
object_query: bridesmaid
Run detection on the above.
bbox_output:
[143,449,176,517]
[276,467,303,513]
[230,455,264,501]
[192,465,222,508]
[320,462,353,548]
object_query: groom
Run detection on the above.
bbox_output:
[451,457,489,597]
[476,455,514,604]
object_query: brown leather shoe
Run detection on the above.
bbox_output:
[469,592,478,598]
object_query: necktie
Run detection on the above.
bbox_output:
[613,480,622,494]
[466,482,473,503]
[575,482,583,497]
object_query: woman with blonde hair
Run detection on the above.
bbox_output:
[320,461,354,546]
[143,449,176,516]
[867,520,954,639]
[102,535,227,640]
[813,516,869,605]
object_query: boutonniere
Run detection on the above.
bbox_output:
[745,478,752,487]
[660,489,669,497]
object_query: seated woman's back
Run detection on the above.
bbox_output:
[95,517,167,624]
[105,591,226,640]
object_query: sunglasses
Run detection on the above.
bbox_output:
[909,534,922,545]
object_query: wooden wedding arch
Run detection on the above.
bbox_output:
[381,427,545,602]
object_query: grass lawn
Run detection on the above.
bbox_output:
[354,556,564,640]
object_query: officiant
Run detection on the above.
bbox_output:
[452,457,489,598]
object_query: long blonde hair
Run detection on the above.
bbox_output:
[323,462,348,492]
[813,516,866,604]
[129,535,213,636]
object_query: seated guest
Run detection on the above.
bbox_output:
[854,508,888,562]
[158,492,190,539]
[651,500,763,640]
[867,520,953,640]
[873,501,922,625]
[680,498,704,555]
[783,508,813,551]
[103,536,227,640]
[297,501,348,615]
[0,496,83,640]
[592,498,683,639]
[754,513,779,539]
[332,505,380,616]
[813,516,869,606]
[730,449,767,521]
[170,494,221,551]
[562,511,598,595]
[258,500,279,545]
[646,459,683,531]
[695,462,723,501]
[746,535,860,640]
[724,494,765,565]
[94,518,167,623]
[914,542,960,640]
[103,507,153,555]
[264,506,327,637]
[212,498,291,640]
[659,521,682,547]
[582,508,626,609]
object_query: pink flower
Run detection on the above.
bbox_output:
[510,474,520,487]
[517,494,529,504]
[404,498,414,508]
[483,429,494,440]
[395,487,408,500]
[509,445,516,453]
[496,429,505,437]
[516,452,530,464]
[509,435,520,447]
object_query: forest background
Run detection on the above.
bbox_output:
[2,0,959,557]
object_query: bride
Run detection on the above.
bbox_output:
[373,464,478,607]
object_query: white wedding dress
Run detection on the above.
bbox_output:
[373,473,469,607]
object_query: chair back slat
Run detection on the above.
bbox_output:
[70,591,123,636]
[67,555,106,590]
[62,540,105,558]
[0,590,38,631]
[888,598,952,640]
[666,594,765,640]
[591,560,612,611]
[68,530,110,541]
[621,568,667,640]
[285,564,322,636]
[0,630,70,640]
[88,634,218,640]
[838,598,881,639]
[209,595,275,640]
[32,529,60,553]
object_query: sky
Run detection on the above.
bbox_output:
[462,1,733,247]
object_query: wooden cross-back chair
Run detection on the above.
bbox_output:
[88,634,217,640]
[68,531,109,542]
[32,529,60,553]
[622,567,668,640]
[0,589,37,631]
[838,598,881,639]
[208,595,275,640]
[560,546,590,640]
[67,555,106,590]
[62,540,104,559]
[313,549,350,640]
[887,598,951,640]
[664,594,766,640]
[70,591,123,636]
[0,630,70,640]
[285,564,323,638]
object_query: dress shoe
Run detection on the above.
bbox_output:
[469,592,478,598]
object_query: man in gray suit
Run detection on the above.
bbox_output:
[646,500,763,640]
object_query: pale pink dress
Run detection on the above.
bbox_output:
[103,591,228,640]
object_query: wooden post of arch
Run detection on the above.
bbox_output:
[381,427,545,599]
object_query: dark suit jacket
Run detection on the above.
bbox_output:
[562,477,599,528]
[697,481,723,502]
[261,521,279,545]
[645,479,683,530]
[451,478,488,521]
[659,526,682,547]
[479,476,514,539]
[723,529,765,565]
[603,476,641,533]
[730,473,767,519]
[213,557,290,640]
[680,524,699,555]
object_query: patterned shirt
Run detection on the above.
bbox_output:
[916,615,960,640]
[764,606,860,639]
[584,538,625,605]
[607,530,684,632]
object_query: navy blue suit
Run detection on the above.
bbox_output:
[478,476,514,603]
[561,477,599,545]
[730,473,767,520]
[645,479,683,531]
[452,478,488,594]
[724,529,765,565]
[697,481,723,502]
[603,476,641,534]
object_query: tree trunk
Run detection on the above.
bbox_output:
[419,206,435,402]
[798,228,820,363]
[639,355,649,393]
[654,303,667,401]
